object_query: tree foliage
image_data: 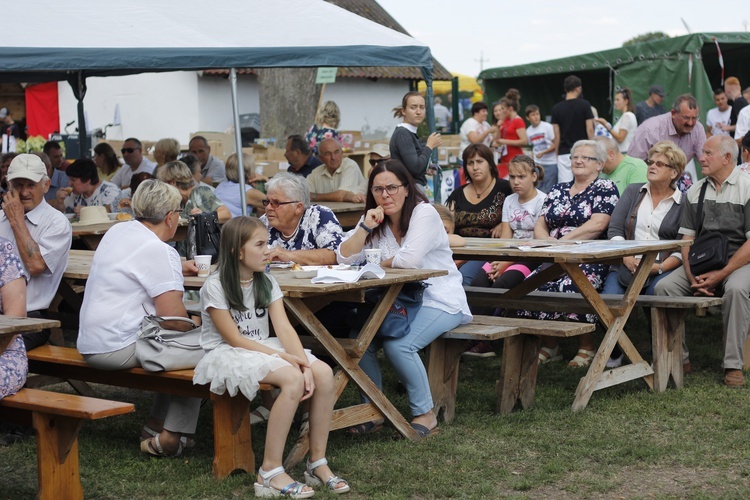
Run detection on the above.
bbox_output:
[622,32,670,47]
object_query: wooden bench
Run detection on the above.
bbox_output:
[0,388,134,500]
[426,315,596,420]
[464,286,729,389]
[26,345,272,479]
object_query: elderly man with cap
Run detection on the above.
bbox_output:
[635,85,667,125]
[0,154,71,349]
[367,143,391,173]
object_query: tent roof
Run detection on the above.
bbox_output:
[0,0,433,82]
[479,32,750,81]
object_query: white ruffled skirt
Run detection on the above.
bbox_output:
[192,339,318,401]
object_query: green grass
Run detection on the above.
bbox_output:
[3,311,750,498]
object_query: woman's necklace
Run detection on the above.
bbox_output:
[240,278,253,285]
[280,219,302,240]
[472,178,495,199]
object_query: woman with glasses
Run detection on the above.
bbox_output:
[337,160,471,438]
[446,143,513,285]
[77,180,201,457]
[596,87,637,154]
[261,172,343,266]
[526,139,619,368]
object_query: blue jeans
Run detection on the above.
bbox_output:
[358,306,463,416]
[458,260,485,286]
[538,163,558,194]
[602,268,674,296]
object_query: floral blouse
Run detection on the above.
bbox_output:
[445,179,513,237]
[0,237,28,400]
[305,124,340,155]
[541,179,618,239]
[262,205,344,252]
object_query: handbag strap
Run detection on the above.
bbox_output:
[149,315,199,328]
[626,188,648,240]
[695,181,709,235]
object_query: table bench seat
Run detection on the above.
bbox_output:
[428,315,595,420]
[0,387,134,499]
[27,345,272,479]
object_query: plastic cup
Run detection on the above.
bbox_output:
[364,249,382,265]
[195,255,212,278]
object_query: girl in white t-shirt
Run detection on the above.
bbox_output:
[470,155,547,308]
[193,217,349,497]
[596,87,637,154]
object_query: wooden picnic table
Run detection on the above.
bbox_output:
[0,316,61,354]
[315,201,365,229]
[71,219,188,250]
[451,238,690,411]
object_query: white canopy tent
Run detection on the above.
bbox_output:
[0,0,438,209]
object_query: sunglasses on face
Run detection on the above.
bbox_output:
[121,148,140,154]
[645,159,673,169]
[369,158,387,167]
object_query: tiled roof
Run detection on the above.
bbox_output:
[203,0,452,81]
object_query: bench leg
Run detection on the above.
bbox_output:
[496,335,539,414]
[211,392,253,479]
[32,412,84,500]
[651,308,685,391]
[427,338,464,423]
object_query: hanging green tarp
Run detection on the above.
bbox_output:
[479,33,750,124]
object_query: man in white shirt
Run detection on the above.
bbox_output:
[189,135,226,184]
[734,105,750,147]
[110,137,156,189]
[433,96,452,132]
[308,138,366,203]
[706,88,732,138]
[0,154,71,348]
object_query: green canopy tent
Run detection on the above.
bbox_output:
[480,33,750,124]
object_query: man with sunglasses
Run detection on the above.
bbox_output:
[628,94,705,168]
[368,143,391,172]
[308,138,366,203]
[284,134,322,178]
[111,137,156,190]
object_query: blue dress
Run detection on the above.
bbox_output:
[523,179,619,323]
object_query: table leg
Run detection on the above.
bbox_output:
[496,334,540,414]
[283,292,419,442]
[651,307,686,391]
[565,253,657,412]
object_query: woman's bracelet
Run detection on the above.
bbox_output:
[359,221,373,234]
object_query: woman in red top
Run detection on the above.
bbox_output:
[493,97,527,179]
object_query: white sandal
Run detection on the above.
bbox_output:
[568,349,596,368]
[538,346,563,364]
[254,466,314,498]
[304,458,350,494]
[250,405,271,425]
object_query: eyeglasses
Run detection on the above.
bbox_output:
[262,199,299,208]
[571,155,598,163]
[371,184,404,196]
[369,158,387,167]
[645,159,673,169]
[170,209,183,215]
[121,148,140,154]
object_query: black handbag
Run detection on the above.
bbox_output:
[353,282,426,339]
[687,182,729,276]
[187,211,221,264]
[617,190,653,290]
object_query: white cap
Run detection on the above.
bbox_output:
[369,143,391,158]
[7,154,47,183]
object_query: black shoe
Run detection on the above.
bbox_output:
[0,425,32,446]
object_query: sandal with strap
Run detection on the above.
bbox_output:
[304,458,350,494]
[140,434,187,458]
[254,466,315,498]
[568,349,596,368]
[251,405,271,426]
[538,346,563,364]
[140,426,195,449]
[345,421,383,435]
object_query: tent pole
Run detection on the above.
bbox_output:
[77,72,87,158]
[229,68,247,216]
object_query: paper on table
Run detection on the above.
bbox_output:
[311,263,385,284]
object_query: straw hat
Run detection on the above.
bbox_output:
[72,206,110,226]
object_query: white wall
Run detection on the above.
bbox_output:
[58,72,201,145]
[323,78,408,140]
[58,72,410,146]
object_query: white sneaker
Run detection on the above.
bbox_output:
[605,354,623,369]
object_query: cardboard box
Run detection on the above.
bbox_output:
[254,160,289,178]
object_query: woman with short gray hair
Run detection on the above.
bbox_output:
[523,139,619,368]
[261,172,342,265]
[77,179,202,458]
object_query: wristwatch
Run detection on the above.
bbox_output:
[657,263,663,275]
